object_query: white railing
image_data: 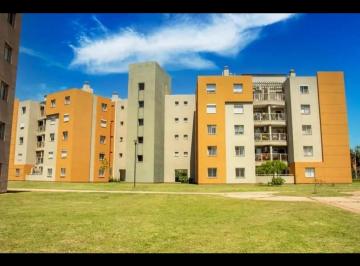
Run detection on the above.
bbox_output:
[36,142,45,148]
[254,133,287,142]
[254,113,286,121]
[37,126,46,132]
[255,153,288,162]
[36,158,44,164]
[253,92,285,102]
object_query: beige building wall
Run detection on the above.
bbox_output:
[126,62,171,183]
[285,76,323,163]
[164,95,195,182]
[112,94,127,181]
[225,103,256,183]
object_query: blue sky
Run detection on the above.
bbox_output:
[16,13,360,148]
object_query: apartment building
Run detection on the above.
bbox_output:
[164,95,195,182]
[8,83,114,182]
[8,61,351,184]
[0,13,21,192]
[196,67,351,184]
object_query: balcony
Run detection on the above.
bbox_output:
[254,133,287,145]
[36,141,45,148]
[253,92,285,106]
[36,157,44,164]
[37,125,46,133]
[255,153,288,163]
[254,113,286,125]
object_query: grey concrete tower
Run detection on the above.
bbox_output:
[125,62,171,182]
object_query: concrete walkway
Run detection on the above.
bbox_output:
[7,188,360,214]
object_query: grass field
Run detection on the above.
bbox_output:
[8,180,360,197]
[1,190,360,252]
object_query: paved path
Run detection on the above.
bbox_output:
[7,188,360,214]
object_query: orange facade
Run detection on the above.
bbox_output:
[196,75,253,184]
[292,72,352,183]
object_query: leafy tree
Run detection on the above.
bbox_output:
[257,160,288,186]
[350,146,360,179]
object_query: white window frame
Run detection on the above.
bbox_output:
[305,168,315,178]
[206,104,216,114]
[50,99,56,108]
[60,168,66,177]
[300,85,309,94]
[48,151,54,159]
[50,133,55,142]
[233,84,243,93]
[174,151,179,157]
[207,146,217,157]
[234,104,244,114]
[62,131,68,141]
[302,125,312,135]
[235,146,245,157]
[206,84,216,93]
[234,125,244,135]
[301,104,311,115]
[101,103,108,111]
[64,96,71,105]
[303,146,313,157]
[207,125,216,135]
[100,136,106,144]
[100,119,107,128]
[184,152,188,157]
[47,168,53,177]
[61,150,68,159]
[63,114,70,122]
[208,168,217,178]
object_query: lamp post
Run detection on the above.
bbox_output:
[133,139,137,188]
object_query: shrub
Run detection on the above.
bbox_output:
[178,174,189,183]
[269,177,285,186]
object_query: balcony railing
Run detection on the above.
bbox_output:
[31,168,43,175]
[255,153,288,162]
[253,92,285,102]
[254,113,286,121]
[36,141,45,148]
[37,126,46,132]
[254,133,287,142]
[36,158,44,164]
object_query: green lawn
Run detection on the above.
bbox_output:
[1,191,360,252]
[8,180,360,197]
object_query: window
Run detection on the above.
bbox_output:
[119,153,123,158]
[184,101,188,106]
[99,168,105,177]
[208,168,217,178]
[233,84,243,93]
[184,152,188,157]
[49,117,55,125]
[137,155,143,162]
[63,114,70,122]
[50,133,55,142]
[48,152,54,159]
[99,153,105,161]
[50,99,56,108]
[100,136,106,144]
[0,122,5,140]
[62,131,68,141]
[18,153,23,161]
[300,85,309,94]
[183,134,188,140]
[60,168,66,177]
[302,125,312,135]
[234,104,244,114]
[206,104,216,114]
[234,125,244,135]
[139,101,144,108]
[100,119,107,127]
[138,136,143,144]
[138,119,144,126]
[174,151,179,157]
[4,43,12,63]
[121,105,124,110]
[61,150,68,159]
[101,103,107,111]
[305,168,315,178]
[184,117,188,122]
[174,134,179,140]
[303,146,313,157]
[47,168,53,177]
[235,146,245,157]
[19,122,24,129]
[301,104,311,115]
[19,137,23,145]
[138,83,145,91]
[15,168,20,177]
[120,137,123,142]
[206,84,216,93]
[64,96,70,105]
[175,117,179,123]
[7,13,16,26]
[175,101,179,106]
[207,125,216,135]
[0,81,9,101]
[207,146,217,156]
[235,168,245,178]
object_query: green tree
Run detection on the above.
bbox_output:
[257,160,288,186]
[351,146,360,179]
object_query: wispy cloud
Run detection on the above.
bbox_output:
[20,46,67,69]
[69,14,295,74]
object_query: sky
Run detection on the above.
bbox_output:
[16,13,360,148]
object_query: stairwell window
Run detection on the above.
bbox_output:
[50,99,56,108]
[63,114,70,122]
[234,125,244,135]
[206,84,216,93]
[138,136,143,144]
[305,168,315,178]
[300,85,309,94]
[19,137,23,145]
[15,168,20,177]
[234,104,244,114]
[101,103,107,111]
[100,119,107,128]
[302,125,312,135]
[99,168,105,177]
[207,146,217,156]
[235,146,245,157]
[139,101,144,108]
[206,104,216,114]
[303,146,313,157]
[60,168,66,177]
[235,168,245,178]
[138,119,144,126]
[208,168,217,178]
[64,96,70,105]
[207,125,216,135]
[99,153,105,161]
[301,104,311,115]
[233,84,243,93]
[100,136,106,144]
[62,131,68,141]
[47,168,53,178]
[61,150,68,159]
[50,133,55,142]
[48,152,54,159]
[0,81,9,101]
[138,83,145,91]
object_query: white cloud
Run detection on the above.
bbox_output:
[20,46,66,69]
[70,14,295,74]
